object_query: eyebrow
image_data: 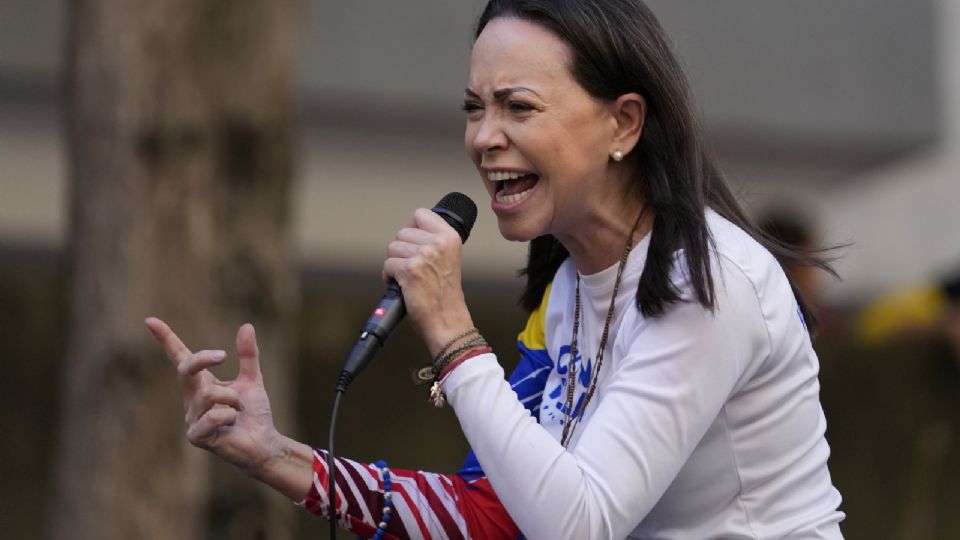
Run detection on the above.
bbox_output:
[464,86,543,100]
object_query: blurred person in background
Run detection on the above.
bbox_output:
[758,209,838,339]
[857,265,960,365]
[758,211,822,309]
[147,1,845,538]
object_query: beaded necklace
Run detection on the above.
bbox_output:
[560,207,646,447]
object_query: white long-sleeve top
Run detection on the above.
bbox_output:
[442,211,845,539]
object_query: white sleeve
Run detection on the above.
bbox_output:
[442,261,771,539]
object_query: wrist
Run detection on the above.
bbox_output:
[439,346,492,379]
[250,433,315,502]
[424,315,477,358]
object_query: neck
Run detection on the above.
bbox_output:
[558,196,652,275]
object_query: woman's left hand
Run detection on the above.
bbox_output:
[383,208,476,358]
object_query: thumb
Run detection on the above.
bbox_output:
[236,323,262,382]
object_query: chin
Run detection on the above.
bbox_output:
[496,218,543,243]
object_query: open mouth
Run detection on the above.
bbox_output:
[488,170,540,205]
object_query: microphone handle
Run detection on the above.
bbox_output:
[336,282,406,392]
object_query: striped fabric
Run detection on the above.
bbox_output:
[302,286,554,539]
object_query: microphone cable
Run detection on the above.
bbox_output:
[327,388,343,539]
[325,193,477,538]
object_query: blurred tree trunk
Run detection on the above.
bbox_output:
[49,1,302,539]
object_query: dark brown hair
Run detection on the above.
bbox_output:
[476,0,836,330]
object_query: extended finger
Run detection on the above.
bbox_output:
[187,383,244,423]
[145,317,193,366]
[177,350,226,391]
[236,324,262,382]
[186,406,238,448]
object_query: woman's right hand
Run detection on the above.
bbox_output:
[383,208,476,358]
[145,317,284,476]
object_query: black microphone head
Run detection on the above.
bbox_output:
[432,192,478,244]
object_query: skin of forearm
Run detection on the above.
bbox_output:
[249,434,315,502]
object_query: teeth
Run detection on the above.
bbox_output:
[495,187,534,204]
[487,170,529,182]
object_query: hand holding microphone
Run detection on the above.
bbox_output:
[337,192,477,392]
[386,209,477,350]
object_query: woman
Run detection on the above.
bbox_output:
[147,1,845,538]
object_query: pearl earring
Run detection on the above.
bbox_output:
[612,150,624,162]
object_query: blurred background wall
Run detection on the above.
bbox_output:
[2,0,959,538]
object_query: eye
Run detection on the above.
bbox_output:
[461,102,483,113]
[508,101,536,113]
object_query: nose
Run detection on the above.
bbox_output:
[470,116,508,155]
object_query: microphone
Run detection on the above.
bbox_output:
[335,192,478,393]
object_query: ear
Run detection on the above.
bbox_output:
[608,93,646,157]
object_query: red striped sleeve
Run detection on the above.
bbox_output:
[301,450,519,539]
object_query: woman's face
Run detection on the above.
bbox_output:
[464,17,618,243]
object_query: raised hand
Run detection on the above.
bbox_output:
[145,318,284,475]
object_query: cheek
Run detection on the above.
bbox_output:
[463,125,480,163]
[552,108,612,168]
[519,120,577,167]
[549,136,607,183]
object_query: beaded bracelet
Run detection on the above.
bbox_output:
[433,327,480,363]
[435,335,488,372]
[413,335,488,385]
[439,345,492,379]
[366,460,393,540]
